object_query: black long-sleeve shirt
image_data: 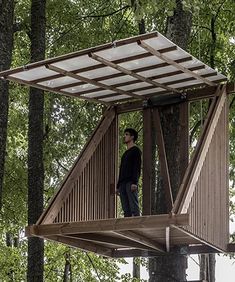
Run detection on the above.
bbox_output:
[117,145,141,188]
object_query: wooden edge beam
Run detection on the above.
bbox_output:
[114,230,166,253]
[26,214,189,237]
[44,235,113,257]
[89,52,181,94]
[138,40,217,87]
[46,64,145,100]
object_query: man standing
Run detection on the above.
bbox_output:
[116,128,142,217]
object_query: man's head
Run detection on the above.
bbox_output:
[124,128,138,144]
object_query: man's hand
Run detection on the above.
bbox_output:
[131,184,137,192]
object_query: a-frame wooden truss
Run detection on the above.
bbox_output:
[25,84,234,257]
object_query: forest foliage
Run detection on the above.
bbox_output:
[0,0,235,281]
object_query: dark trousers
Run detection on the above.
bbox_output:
[119,181,140,217]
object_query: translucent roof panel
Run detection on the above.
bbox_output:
[0,31,227,105]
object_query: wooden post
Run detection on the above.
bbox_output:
[143,107,152,215]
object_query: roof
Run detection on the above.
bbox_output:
[0,31,227,105]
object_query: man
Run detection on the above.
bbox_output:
[116,128,141,217]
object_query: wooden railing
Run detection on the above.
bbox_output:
[37,107,118,224]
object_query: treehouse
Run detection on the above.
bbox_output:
[1,31,235,258]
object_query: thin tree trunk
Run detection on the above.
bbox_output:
[133,258,140,279]
[149,1,192,281]
[27,0,46,281]
[200,254,215,282]
[0,0,14,210]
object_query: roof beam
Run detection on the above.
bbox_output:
[89,52,181,94]
[46,64,145,100]
[138,40,216,87]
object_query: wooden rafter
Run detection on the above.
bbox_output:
[46,64,145,100]
[89,52,181,93]
[172,84,227,214]
[138,40,216,87]
[153,108,173,211]
[5,75,110,106]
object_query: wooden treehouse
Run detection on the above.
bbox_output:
[1,31,235,258]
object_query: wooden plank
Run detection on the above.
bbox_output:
[90,53,181,94]
[142,108,152,215]
[28,213,189,237]
[153,108,173,211]
[177,85,227,214]
[138,40,216,87]
[37,107,116,224]
[46,64,145,100]
[45,235,113,257]
[115,230,165,252]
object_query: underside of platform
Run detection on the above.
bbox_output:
[25,213,229,257]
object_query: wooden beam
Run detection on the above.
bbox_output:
[175,85,227,214]
[153,108,173,211]
[115,230,166,252]
[27,213,189,237]
[46,64,145,100]
[142,108,152,215]
[68,233,159,251]
[89,52,181,94]
[138,40,216,87]
[45,235,113,257]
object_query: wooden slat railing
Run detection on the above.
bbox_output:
[37,107,118,224]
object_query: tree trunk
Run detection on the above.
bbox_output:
[27,0,46,281]
[0,0,14,210]
[149,1,192,281]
